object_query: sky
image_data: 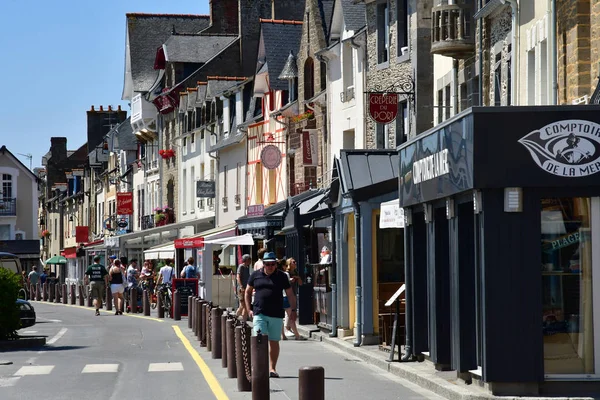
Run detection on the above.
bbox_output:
[0,0,210,170]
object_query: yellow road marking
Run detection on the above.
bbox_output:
[32,301,164,322]
[172,325,229,400]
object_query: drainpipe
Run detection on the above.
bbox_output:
[157,114,164,208]
[478,0,483,105]
[550,0,558,104]
[353,199,362,347]
[501,0,518,105]
[328,204,337,337]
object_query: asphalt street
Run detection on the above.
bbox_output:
[0,302,220,400]
[1,302,444,400]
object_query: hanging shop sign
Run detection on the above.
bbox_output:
[519,119,600,178]
[247,204,265,217]
[196,180,216,198]
[116,192,133,215]
[260,145,282,170]
[368,93,399,124]
[302,130,318,166]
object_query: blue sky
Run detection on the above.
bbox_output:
[0,0,210,170]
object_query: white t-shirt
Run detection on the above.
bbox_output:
[159,265,175,284]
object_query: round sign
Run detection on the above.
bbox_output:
[117,218,128,228]
[260,145,282,170]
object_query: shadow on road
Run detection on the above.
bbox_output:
[42,345,88,352]
[274,376,343,380]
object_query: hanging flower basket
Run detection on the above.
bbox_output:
[160,149,175,159]
[41,230,50,238]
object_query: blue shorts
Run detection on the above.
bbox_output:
[252,314,283,341]
[283,297,290,309]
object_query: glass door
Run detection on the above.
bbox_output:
[541,197,600,377]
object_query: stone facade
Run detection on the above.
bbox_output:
[485,9,512,106]
[557,0,593,104]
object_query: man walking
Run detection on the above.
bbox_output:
[236,254,251,318]
[84,255,109,316]
[181,257,199,278]
[245,252,296,378]
[27,266,40,287]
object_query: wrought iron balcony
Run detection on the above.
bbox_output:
[141,215,155,230]
[431,3,475,58]
[0,198,16,216]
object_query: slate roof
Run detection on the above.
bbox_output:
[115,118,138,151]
[163,34,238,64]
[205,77,247,101]
[319,0,336,41]
[126,14,210,93]
[195,83,208,105]
[341,0,366,32]
[278,51,298,80]
[259,20,303,91]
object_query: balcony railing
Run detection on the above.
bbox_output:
[0,198,16,216]
[431,3,475,58]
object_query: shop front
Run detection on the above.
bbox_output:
[236,202,286,259]
[399,106,600,396]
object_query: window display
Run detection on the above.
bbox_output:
[541,197,594,374]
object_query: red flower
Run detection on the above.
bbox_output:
[159,149,165,155]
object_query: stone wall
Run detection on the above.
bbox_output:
[487,9,512,106]
[557,0,591,104]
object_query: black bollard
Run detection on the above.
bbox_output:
[106,285,112,311]
[70,284,76,305]
[157,290,165,318]
[299,366,325,400]
[129,287,137,313]
[188,296,194,330]
[173,290,181,321]
[86,285,93,307]
[55,283,61,303]
[221,312,228,368]
[35,284,41,301]
[211,307,222,359]
[49,282,55,302]
[196,299,202,341]
[235,324,252,392]
[199,300,206,346]
[205,304,212,352]
[226,318,237,378]
[251,331,270,400]
[78,285,85,306]
[143,290,150,316]
[62,284,68,304]
[43,282,48,301]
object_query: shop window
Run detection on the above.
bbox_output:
[541,197,594,374]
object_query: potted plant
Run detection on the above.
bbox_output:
[41,229,50,238]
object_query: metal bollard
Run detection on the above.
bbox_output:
[43,282,48,301]
[205,304,212,352]
[55,283,61,303]
[226,318,237,378]
[221,312,228,368]
[62,284,68,304]
[235,324,252,392]
[78,285,85,306]
[70,284,76,305]
[157,290,164,318]
[211,307,222,359]
[36,284,42,301]
[86,285,93,307]
[195,299,201,340]
[299,366,325,400]
[188,296,194,330]
[30,284,34,301]
[199,300,206,346]
[129,288,137,313]
[143,290,150,316]
[173,290,181,320]
[49,282,55,302]
[106,285,112,311]
[251,331,270,400]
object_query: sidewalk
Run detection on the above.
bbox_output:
[174,318,444,400]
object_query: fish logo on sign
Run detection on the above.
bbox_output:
[518,119,600,177]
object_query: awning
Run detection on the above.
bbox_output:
[380,199,404,229]
[143,243,175,260]
[61,247,77,259]
[204,233,254,246]
[200,223,237,240]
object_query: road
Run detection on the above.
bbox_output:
[0,302,222,400]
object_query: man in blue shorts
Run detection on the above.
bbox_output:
[245,252,296,378]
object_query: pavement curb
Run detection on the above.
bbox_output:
[297,327,594,400]
[0,336,47,351]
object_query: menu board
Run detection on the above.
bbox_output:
[171,278,198,316]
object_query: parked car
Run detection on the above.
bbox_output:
[17,299,36,328]
[0,252,23,275]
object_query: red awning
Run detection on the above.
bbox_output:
[62,247,77,259]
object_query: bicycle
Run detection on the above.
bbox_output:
[157,283,172,318]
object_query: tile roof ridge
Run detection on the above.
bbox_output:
[170,32,238,37]
[206,76,248,81]
[197,81,208,85]
[126,13,210,18]
[187,88,198,92]
[259,18,303,25]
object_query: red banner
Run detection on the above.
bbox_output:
[368,93,398,124]
[174,237,205,249]
[116,192,134,215]
[302,130,317,166]
[75,226,89,243]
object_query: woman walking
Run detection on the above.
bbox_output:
[109,259,125,315]
[282,258,304,340]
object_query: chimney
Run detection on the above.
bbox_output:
[50,137,68,163]
[99,105,104,111]
[204,0,239,34]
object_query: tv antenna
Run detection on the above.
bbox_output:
[17,153,33,170]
